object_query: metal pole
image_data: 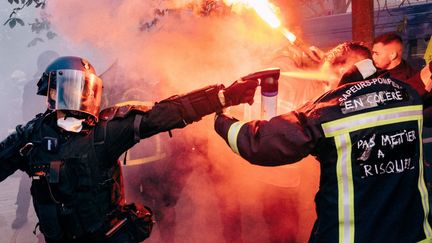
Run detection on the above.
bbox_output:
[352,0,374,47]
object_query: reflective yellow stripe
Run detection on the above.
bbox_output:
[417,237,432,243]
[335,133,355,243]
[114,100,154,107]
[122,135,167,166]
[124,152,167,166]
[227,121,246,155]
[418,120,432,237]
[322,105,423,137]
[322,105,431,241]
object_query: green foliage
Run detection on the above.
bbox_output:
[4,0,55,47]
[4,0,47,29]
[28,17,49,33]
[4,17,25,28]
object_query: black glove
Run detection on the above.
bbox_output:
[223,79,259,106]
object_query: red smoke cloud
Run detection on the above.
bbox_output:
[45,1,322,242]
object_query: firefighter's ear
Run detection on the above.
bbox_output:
[339,66,346,76]
[390,51,398,61]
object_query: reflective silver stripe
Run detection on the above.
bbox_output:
[322,106,423,137]
[336,134,354,243]
[424,137,432,144]
[418,120,432,238]
[227,121,246,155]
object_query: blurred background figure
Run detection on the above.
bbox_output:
[11,50,59,230]
[0,69,27,138]
[22,50,60,122]
[372,32,432,207]
[372,32,418,80]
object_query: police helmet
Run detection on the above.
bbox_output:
[40,56,103,122]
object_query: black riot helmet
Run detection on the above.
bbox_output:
[39,56,103,122]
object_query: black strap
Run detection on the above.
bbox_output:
[133,115,143,143]
[32,222,40,235]
[49,160,61,183]
[94,124,106,146]
[123,151,128,166]
[180,97,199,122]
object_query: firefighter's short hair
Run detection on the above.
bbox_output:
[324,42,371,67]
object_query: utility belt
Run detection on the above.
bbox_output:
[29,160,62,183]
[105,203,154,242]
[20,137,62,183]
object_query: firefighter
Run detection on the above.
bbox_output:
[215,43,432,242]
[0,56,258,243]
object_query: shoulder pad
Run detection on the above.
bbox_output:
[99,101,153,121]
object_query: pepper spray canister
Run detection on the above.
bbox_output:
[260,75,278,120]
[239,68,280,120]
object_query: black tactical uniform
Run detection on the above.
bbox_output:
[0,56,259,243]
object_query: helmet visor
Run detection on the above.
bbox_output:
[48,69,102,119]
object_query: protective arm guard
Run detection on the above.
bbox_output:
[160,84,225,124]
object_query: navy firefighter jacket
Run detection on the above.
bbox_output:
[215,76,432,243]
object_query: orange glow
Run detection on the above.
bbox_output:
[248,0,281,28]
[224,0,297,44]
[281,27,297,43]
[281,71,330,81]
[280,70,340,90]
[224,0,281,28]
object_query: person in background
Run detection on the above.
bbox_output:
[11,50,59,230]
[373,32,432,210]
[372,32,418,81]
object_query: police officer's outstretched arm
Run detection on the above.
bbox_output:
[98,78,258,160]
[101,69,286,162]
[136,79,259,139]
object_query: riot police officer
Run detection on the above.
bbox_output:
[0,56,259,243]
